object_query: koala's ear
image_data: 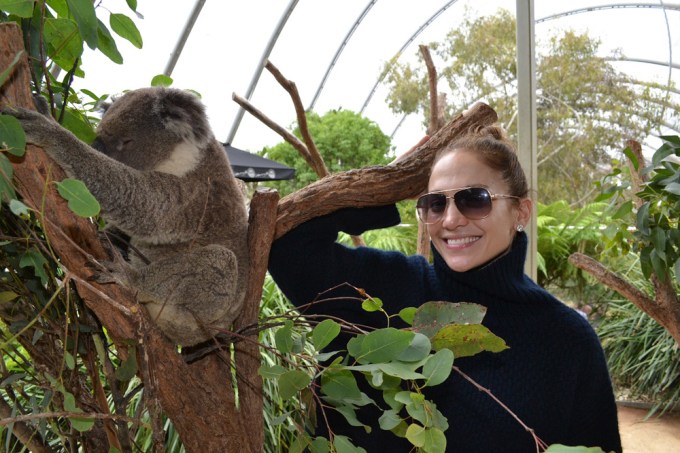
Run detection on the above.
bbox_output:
[95,99,113,113]
[32,94,51,116]
[156,89,211,147]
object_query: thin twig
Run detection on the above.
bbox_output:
[452,366,549,452]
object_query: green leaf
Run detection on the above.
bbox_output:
[544,446,607,453]
[60,108,96,143]
[361,297,383,312]
[151,74,173,87]
[66,0,98,49]
[405,399,448,430]
[321,369,361,401]
[405,423,427,447]
[0,154,17,202]
[0,115,26,157]
[332,435,367,453]
[258,364,287,379]
[611,200,633,220]
[0,291,19,304]
[274,320,294,354]
[64,350,75,370]
[378,409,403,431]
[431,324,509,358]
[9,199,30,216]
[55,178,101,217]
[278,369,311,400]
[312,319,341,350]
[95,20,123,64]
[110,13,143,48]
[664,182,680,196]
[0,50,25,89]
[62,390,95,432]
[396,332,431,362]
[412,301,487,338]
[43,18,84,70]
[334,405,370,431]
[422,348,454,387]
[0,0,35,17]
[310,437,330,453]
[398,306,417,325]
[351,328,414,364]
[19,249,49,285]
[114,349,138,381]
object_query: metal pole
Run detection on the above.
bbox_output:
[226,0,299,145]
[163,0,207,77]
[516,0,537,280]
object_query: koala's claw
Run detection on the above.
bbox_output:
[86,253,131,286]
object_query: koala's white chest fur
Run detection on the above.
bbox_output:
[154,141,201,176]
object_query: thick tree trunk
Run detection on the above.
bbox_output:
[1,23,256,452]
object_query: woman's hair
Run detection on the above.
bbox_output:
[432,124,529,198]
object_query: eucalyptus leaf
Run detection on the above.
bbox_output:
[278,369,311,400]
[333,435,367,453]
[544,446,607,453]
[321,369,361,401]
[312,319,340,350]
[95,20,123,64]
[44,18,84,70]
[274,320,294,354]
[397,332,431,362]
[55,178,101,217]
[413,301,487,338]
[422,348,454,387]
[378,409,403,431]
[352,328,414,364]
[110,13,143,48]
[431,324,509,358]
[66,0,98,49]
[0,154,17,201]
[19,249,49,285]
[0,114,26,157]
[361,297,383,312]
[0,0,34,17]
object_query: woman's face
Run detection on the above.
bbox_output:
[426,149,531,272]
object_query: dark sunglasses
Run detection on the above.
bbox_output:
[416,187,520,224]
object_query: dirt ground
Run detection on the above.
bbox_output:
[618,404,680,452]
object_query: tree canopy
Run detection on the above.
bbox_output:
[382,8,676,205]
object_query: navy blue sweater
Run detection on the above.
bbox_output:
[268,205,622,453]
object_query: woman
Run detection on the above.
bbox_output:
[268,125,621,452]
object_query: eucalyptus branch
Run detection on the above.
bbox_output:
[452,366,548,452]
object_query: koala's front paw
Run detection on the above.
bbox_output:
[1,106,59,148]
[87,253,132,287]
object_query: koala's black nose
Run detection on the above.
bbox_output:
[91,137,107,153]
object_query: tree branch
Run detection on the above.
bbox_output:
[274,102,498,239]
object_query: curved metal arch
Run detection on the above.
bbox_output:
[308,0,378,111]
[359,0,461,114]
[388,2,680,140]
[226,0,300,146]
[535,3,680,23]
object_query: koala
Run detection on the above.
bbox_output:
[4,87,249,346]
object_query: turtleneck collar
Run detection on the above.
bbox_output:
[432,232,543,307]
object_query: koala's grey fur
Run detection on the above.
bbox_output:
[6,87,249,346]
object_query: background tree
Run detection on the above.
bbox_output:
[262,109,392,196]
[382,8,674,205]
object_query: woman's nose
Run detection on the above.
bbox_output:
[440,198,468,228]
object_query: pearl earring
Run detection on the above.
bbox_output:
[516,224,524,232]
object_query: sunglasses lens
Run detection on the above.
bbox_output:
[416,193,447,223]
[454,188,492,219]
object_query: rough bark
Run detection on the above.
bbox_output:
[1,23,258,452]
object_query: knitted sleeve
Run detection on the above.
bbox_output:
[268,205,430,326]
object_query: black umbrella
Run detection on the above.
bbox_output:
[223,143,295,182]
